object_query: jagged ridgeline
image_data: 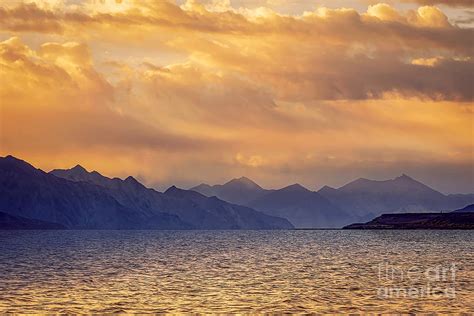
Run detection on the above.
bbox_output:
[192,175,474,228]
[0,156,293,230]
[1,155,473,229]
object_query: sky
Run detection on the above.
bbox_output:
[0,0,473,193]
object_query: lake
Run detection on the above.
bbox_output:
[0,230,472,313]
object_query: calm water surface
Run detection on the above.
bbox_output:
[0,230,472,313]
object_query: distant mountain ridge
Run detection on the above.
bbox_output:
[192,177,267,205]
[318,174,471,218]
[192,174,474,228]
[164,186,292,229]
[192,178,355,228]
[1,155,472,230]
[0,156,293,230]
[50,165,292,230]
[248,184,354,228]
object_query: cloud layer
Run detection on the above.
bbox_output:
[0,0,472,193]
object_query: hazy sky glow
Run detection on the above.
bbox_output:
[0,0,473,193]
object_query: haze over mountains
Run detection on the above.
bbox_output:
[192,177,266,206]
[192,175,474,228]
[318,174,469,219]
[0,155,473,230]
[192,178,354,228]
[0,156,292,230]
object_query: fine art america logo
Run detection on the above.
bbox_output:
[375,262,457,299]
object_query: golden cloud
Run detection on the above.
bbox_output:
[0,1,472,191]
[0,37,217,166]
[2,1,471,101]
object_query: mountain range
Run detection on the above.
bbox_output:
[318,175,473,218]
[191,175,474,228]
[1,155,472,230]
[193,178,353,228]
[0,156,293,230]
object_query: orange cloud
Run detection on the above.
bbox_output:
[0,1,472,192]
[0,37,217,173]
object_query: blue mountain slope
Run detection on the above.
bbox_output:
[165,186,293,229]
[191,177,267,205]
[248,184,354,228]
[50,162,293,229]
[0,211,65,230]
[0,156,187,229]
[319,175,474,218]
[193,179,354,228]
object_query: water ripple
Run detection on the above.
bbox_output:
[0,230,472,313]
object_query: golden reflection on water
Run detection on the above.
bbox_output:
[0,230,472,313]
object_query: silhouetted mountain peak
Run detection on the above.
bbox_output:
[51,164,97,183]
[280,183,308,192]
[165,185,207,200]
[71,164,87,173]
[351,177,371,184]
[191,177,265,205]
[0,155,37,174]
[395,174,415,181]
[189,183,214,197]
[321,185,335,190]
[164,185,180,194]
[2,155,25,164]
[193,183,212,190]
[224,177,263,190]
[90,170,103,177]
[165,185,179,193]
[125,175,139,184]
[120,176,145,191]
[339,174,439,195]
[165,185,200,195]
[319,185,336,192]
